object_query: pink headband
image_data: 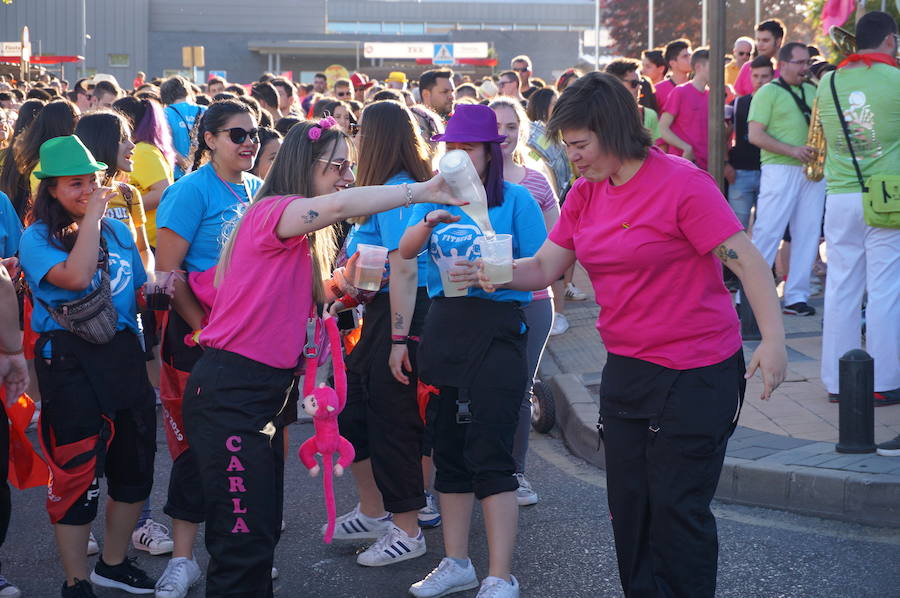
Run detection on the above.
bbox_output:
[308,116,337,141]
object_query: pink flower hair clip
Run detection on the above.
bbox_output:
[308,116,338,141]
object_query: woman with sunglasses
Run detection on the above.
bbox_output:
[325,100,439,567]
[153,99,264,598]
[398,104,546,598]
[180,118,462,596]
[489,98,558,507]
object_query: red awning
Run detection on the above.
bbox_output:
[0,55,83,64]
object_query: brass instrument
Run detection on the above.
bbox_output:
[804,26,857,181]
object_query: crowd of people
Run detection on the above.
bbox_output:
[0,9,897,598]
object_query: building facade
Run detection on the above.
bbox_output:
[2,0,595,84]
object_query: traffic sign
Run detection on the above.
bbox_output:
[433,44,454,65]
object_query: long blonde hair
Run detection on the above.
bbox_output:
[216,122,351,302]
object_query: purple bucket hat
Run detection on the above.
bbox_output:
[431,104,506,144]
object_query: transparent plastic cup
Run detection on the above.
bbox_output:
[436,257,469,298]
[144,270,181,311]
[480,234,513,285]
[354,244,389,291]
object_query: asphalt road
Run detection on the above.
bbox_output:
[5,413,899,597]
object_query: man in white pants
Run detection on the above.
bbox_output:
[748,42,825,316]
[815,12,900,414]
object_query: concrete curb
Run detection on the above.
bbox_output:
[547,373,900,528]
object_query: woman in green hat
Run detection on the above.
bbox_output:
[18,135,157,598]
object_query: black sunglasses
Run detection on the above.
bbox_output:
[336,90,351,98]
[512,67,529,73]
[217,127,260,144]
[735,51,751,56]
[628,79,641,89]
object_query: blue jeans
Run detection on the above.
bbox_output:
[727,169,760,229]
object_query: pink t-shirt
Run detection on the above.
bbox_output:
[734,60,780,96]
[519,168,558,301]
[664,83,710,171]
[201,195,313,369]
[548,148,743,370]
[654,78,675,111]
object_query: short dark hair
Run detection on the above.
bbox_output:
[314,73,327,81]
[0,92,11,103]
[778,42,808,63]
[419,69,453,93]
[690,47,710,67]
[26,88,52,101]
[93,80,121,99]
[749,55,774,71]
[498,70,519,85]
[664,39,691,68]
[856,10,898,50]
[207,76,225,87]
[547,71,651,161]
[160,75,191,104]
[455,83,478,99]
[334,78,352,90]
[641,49,666,68]
[272,77,295,95]
[757,18,785,40]
[372,89,403,102]
[225,84,246,96]
[251,81,279,109]
[605,58,640,78]
[511,54,532,69]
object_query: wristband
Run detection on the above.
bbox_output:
[402,182,413,208]
[0,346,23,356]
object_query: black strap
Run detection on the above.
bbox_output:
[773,78,811,124]
[829,72,868,193]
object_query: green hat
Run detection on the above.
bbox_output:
[33,136,108,180]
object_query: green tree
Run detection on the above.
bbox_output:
[606,0,812,58]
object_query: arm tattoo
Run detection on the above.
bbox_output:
[393,312,405,330]
[302,209,319,224]
[714,244,739,263]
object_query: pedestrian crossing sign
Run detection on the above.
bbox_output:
[433,44,454,65]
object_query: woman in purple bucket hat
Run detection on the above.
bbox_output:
[398,104,547,598]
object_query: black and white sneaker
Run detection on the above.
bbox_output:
[356,525,426,566]
[783,302,816,316]
[877,434,900,457]
[90,556,155,594]
[325,504,392,541]
[60,579,96,598]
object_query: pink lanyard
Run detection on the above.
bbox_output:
[214,171,251,205]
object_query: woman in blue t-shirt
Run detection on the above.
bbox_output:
[154,99,263,595]
[398,105,546,598]
[18,135,156,596]
[327,100,440,564]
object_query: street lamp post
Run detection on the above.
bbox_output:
[80,0,87,79]
[648,0,654,49]
[594,0,600,70]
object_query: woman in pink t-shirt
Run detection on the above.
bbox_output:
[179,118,463,596]
[479,72,787,598]
[490,97,559,506]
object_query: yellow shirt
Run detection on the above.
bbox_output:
[128,142,173,247]
[104,182,145,240]
[725,61,741,87]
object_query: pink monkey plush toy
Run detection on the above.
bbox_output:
[297,315,355,544]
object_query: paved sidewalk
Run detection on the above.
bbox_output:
[539,267,900,527]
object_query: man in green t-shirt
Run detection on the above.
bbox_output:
[747,41,826,317]
[814,11,900,413]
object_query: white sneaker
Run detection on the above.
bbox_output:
[549,313,569,336]
[133,519,175,555]
[280,519,286,532]
[357,524,426,567]
[565,283,587,301]
[476,575,520,598]
[409,557,479,598]
[418,491,442,528]
[0,574,21,598]
[87,531,100,556]
[271,567,279,580]
[515,473,539,506]
[325,504,392,541]
[155,556,201,598]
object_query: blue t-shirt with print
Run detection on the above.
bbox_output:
[346,171,429,292]
[165,102,206,180]
[408,181,546,303]
[156,163,263,273]
[0,191,22,257]
[19,218,147,342]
